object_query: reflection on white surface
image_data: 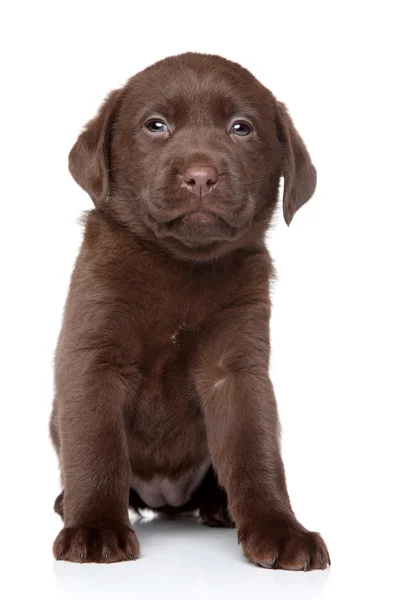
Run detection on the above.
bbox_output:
[53,515,330,600]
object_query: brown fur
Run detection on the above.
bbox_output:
[50,52,329,570]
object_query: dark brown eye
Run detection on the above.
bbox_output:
[146,120,168,133]
[230,122,252,136]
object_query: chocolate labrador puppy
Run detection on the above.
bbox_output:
[50,52,329,570]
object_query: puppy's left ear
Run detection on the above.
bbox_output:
[275,101,317,225]
[68,89,122,206]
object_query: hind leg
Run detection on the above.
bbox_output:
[51,407,65,520]
[197,468,235,528]
[54,490,64,519]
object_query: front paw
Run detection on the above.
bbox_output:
[53,523,140,563]
[238,516,330,571]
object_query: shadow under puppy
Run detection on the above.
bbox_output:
[50,52,330,570]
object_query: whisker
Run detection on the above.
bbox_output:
[105,161,133,173]
[236,178,272,186]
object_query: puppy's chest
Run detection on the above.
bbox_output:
[133,271,229,358]
[140,316,197,385]
[126,253,247,385]
[138,283,222,381]
[130,318,206,465]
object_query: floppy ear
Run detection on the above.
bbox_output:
[68,89,122,206]
[275,101,317,225]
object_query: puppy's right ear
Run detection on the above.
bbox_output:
[68,89,122,206]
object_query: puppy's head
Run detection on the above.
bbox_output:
[69,53,316,262]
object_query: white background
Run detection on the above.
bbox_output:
[1,1,399,598]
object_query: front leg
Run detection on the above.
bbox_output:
[52,351,139,563]
[192,303,330,571]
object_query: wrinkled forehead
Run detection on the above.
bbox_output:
[123,58,275,126]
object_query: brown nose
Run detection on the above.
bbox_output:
[182,166,219,197]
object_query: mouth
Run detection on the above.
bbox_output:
[146,209,238,246]
[166,210,236,242]
[179,210,220,225]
